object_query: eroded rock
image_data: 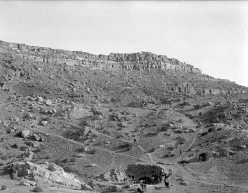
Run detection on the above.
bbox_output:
[11,161,86,189]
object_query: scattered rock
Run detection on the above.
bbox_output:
[19,179,37,186]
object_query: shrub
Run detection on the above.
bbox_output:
[32,186,43,192]
[198,152,209,162]
[1,185,7,190]
[86,148,96,154]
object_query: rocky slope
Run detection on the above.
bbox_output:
[0,40,248,193]
[0,40,201,73]
[0,40,247,97]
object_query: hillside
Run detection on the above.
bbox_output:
[0,40,248,193]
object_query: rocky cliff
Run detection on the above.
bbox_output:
[0,40,247,97]
[0,40,201,74]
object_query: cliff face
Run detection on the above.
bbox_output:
[0,40,201,74]
[0,40,247,97]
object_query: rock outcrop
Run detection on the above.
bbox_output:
[0,40,247,96]
[0,40,201,74]
[11,161,90,190]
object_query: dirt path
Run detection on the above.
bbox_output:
[14,101,248,191]
[10,101,165,164]
[184,126,202,153]
[54,118,146,152]
[51,117,155,163]
[147,153,155,164]
[30,127,150,165]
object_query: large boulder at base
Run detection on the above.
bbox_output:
[11,162,87,189]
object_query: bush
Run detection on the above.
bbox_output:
[1,185,7,190]
[32,186,43,192]
[48,164,56,171]
[198,152,209,162]
[86,148,96,154]
[77,148,85,153]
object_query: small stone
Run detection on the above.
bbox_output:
[77,153,85,157]
[33,134,41,141]
[21,130,30,138]
[7,128,15,134]
[119,121,128,128]
[45,99,52,106]
[48,163,56,171]
[24,151,34,162]
[180,180,189,186]
[80,183,92,191]
[87,163,97,167]
[40,120,48,126]
[32,141,40,148]
[86,88,91,93]
[83,127,90,136]
[159,145,166,148]
[27,96,36,101]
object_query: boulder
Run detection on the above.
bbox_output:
[19,179,37,186]
[11,162,84,189]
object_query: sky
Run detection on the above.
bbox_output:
[0,1,248,87]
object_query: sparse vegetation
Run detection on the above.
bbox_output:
[0,40,247,193]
